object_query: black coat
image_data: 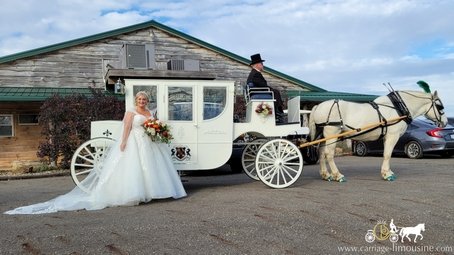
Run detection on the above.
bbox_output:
[247,68,268,87]
[246,68,284,113]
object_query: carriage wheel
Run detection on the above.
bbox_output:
[70,137,115,192]
[241,139,268,180]
[255,139,303,188]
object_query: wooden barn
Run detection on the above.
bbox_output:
[0,20,376,171]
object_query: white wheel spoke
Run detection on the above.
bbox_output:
[283,154,300,162]
[75,168,93,176]
[255,139,303,189]
[282,164,299,174]
[82,146,96,159]
[241,139,267,181]
[86,177,97,190]
[71,137,115,193]
[278,168,290,185]
[77,154,95,164]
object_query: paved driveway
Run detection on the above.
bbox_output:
[1,156,453,254]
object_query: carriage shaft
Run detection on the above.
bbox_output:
[298,116,407,148]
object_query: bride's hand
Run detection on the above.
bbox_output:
[120,142,126,151]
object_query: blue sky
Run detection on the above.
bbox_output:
[1,0,453,116]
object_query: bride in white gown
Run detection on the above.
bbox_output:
[5,91,186,215]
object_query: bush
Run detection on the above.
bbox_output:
[37,88,124,168]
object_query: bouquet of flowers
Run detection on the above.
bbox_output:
[143,118,173,144]
[255,102,273,117]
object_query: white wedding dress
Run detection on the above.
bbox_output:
[4,111,186,215]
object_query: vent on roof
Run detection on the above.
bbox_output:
[167,59,200,71]
[120,44,155,69]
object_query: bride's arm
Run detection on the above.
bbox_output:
[120,111,134,151]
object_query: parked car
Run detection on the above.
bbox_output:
[448,117,454,126]
[352,119,454,159]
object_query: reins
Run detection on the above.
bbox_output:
[399,91,445,126]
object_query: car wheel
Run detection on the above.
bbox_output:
[354,141,368,157]
[405,141,423,159]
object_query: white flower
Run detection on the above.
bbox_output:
[147,127,156,136]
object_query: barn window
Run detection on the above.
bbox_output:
[0,114,13,137]
[18,114,39,125]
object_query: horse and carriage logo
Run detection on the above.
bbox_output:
[171,146,191,161]
[365,219,425,243]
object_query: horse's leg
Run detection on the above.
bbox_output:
[324,138,346,182]
[381,135,399,181]
[415,233,422,242]
[318,142,332,181]
[401,232,411,243]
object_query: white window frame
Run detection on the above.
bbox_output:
[0,114,14,137]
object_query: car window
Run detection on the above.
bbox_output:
[407,123,417,130]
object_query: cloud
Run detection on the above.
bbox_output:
[0,0,453,116]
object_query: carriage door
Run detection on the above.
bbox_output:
[166,80,234,170]
[196,82,233,169]
[165,83,198,169]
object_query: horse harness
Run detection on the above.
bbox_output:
[315,91,413,141]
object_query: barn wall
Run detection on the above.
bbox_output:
[0,102,43,170]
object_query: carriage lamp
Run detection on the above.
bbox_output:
[235,82,243,96]
[114,78,125,94]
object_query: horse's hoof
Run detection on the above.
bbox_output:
[385,174,396,181]
[338,177,347,182]
[323,176,333,182]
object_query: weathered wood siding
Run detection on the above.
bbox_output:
[0,28,306,93]
[0,102,42,170]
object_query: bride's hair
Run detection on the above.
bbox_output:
[135,91,150,105]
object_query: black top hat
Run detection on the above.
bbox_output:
[250,53,265,65]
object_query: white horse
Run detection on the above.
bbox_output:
[399,223,425,243]
[309,90,447,182]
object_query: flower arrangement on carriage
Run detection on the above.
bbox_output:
[143,118,173,144]
[255,102,273,117]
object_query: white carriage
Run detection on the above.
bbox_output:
[70,79,313,190]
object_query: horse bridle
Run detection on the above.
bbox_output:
[400,91,445,126]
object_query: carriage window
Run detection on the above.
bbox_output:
[0,114,13,137]
[203,87,226,120]
[168,87,193,121]
[132,85,157,110]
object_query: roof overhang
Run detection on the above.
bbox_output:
[0,87,123,102]
[105,69,216,84]
[288,90,378,103]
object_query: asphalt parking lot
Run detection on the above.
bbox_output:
[1,156,453,254]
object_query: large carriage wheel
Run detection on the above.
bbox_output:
[255,139,303,188]
[70,137,115,192]
[241,138,268,180]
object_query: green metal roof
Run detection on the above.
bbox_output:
[0,87,123,102]
[0,20,325,92]
[287,90,378,102]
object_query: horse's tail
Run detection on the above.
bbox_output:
[309,105,318,141]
